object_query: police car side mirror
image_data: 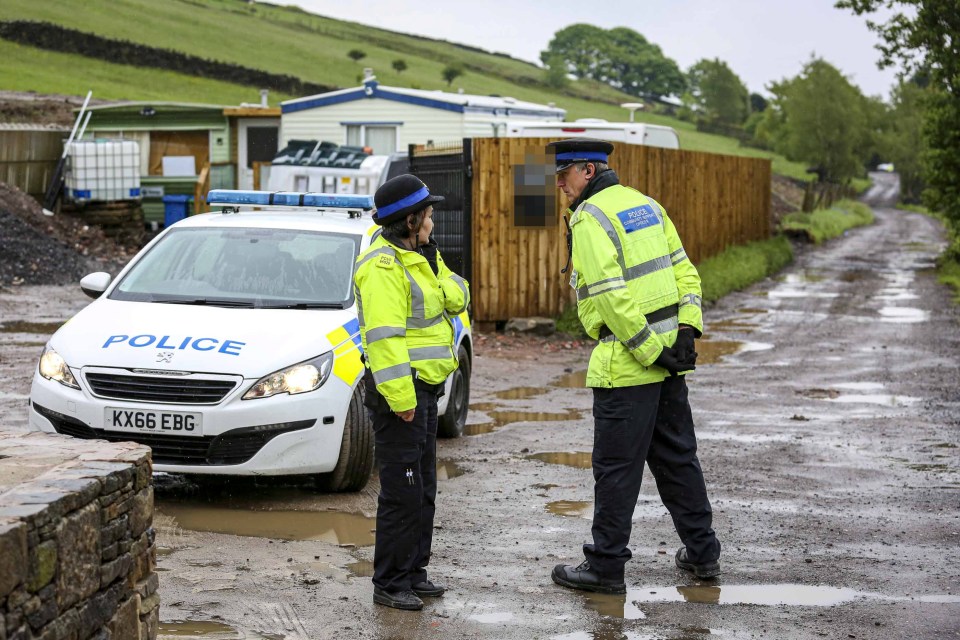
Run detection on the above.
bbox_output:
[80,272,112,299]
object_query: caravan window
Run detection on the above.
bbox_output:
[344,124,399,154]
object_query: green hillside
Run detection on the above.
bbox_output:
[0,0,810,180]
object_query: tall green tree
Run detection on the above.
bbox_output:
[542,53,569,90]
[687,58,750,125]
[837,0,960,228]
[769,58,873,183]
[881,79,928,201]
[540,24,684,100]
[391,59,407,74]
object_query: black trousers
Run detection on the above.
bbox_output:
[368,383,440,592]
[584,375,720,576]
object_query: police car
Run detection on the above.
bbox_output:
[28,190,472,491]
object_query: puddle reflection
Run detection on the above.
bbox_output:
[552,370,588,388]
[827,394,920,406]
[346,559,374,577]
[583,592,646,619]
[621,583,960,606]
[437,459,465,480]
[878,307,929,323]
[466,409,581,436]
[546,500,592,518]
[156,503,376,545]
[157,620,240,638]
[493,386,547,400]
[527,451,592,469]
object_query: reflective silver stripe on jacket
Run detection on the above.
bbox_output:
[355,289,365,325]
[409,345,453,361]
[365,326,406,344]
[582,203,672,282]
[680,293,702,308]
[372,362,412,385]
[582,203,626,272]
[670,248,688,264]
[407,314,445,329]
[649,316,679,335]
[624,325,653,350]
[624,255,672,281]
[405,270,425,318]
[577,275,627,301]
[356,245,397,270]
[446,274,469,313]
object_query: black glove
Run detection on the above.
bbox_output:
[420,237,439,275]
[672,329,697,365]
[654,346,695,376]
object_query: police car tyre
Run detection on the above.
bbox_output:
[315,385,374,492]
[438,345,470,439]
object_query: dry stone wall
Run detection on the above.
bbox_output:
[0,429,158,640]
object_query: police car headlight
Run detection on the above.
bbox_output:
[243,352,334,400]
[38,347,80,390]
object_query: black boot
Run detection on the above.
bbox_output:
[551,561,626,594]
[373,586,424,611]
[412,579,445,597]
[675,547,721,579]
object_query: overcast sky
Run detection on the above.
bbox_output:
[289,0,902,99]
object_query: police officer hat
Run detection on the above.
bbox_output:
[372,174,444,226]
[547,138,615,173]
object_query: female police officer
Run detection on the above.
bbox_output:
[354,174,469,611]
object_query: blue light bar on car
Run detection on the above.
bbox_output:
[207,189,374,210]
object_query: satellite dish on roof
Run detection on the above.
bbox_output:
[621,102,644,122]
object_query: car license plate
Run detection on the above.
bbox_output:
[104,407,202,435]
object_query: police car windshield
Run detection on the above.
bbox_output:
[109,227,359,309]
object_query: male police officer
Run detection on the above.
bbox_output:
[549,139,721,594]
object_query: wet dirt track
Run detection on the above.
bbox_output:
[1,173,959,639]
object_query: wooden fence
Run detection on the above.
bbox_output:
[0,127,67,202]
[471,137,771,322]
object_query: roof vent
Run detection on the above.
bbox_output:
[363,67,375,80]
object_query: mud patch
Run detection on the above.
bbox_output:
[799,388,841,400]
[0,320,64,334]
[696,340,741,364]
[469,611,515,624]
[157,620,241,638]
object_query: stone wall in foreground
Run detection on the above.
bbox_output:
[0,430,158,640]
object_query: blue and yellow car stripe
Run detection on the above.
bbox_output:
[325,318,364,386]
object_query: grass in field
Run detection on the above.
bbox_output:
[780,200,875,243]
[0,0,812,178]
[0,40,288,104]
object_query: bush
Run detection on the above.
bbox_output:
[780,199,874,243]
[698,235,794,302]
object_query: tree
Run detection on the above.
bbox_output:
[687,58,750,125]
[542,53,569,90]
[347,49,366,63]
[769,58,873,183]
[540,24,684,100]
[391,59,407,74]
[881,79,928,201]
[837,0,960,229]
[442,63,464,87]
[750,93,768,113]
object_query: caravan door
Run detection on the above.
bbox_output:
[238,118,280,190]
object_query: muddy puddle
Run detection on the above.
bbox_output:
[827,394,921,406]
[493,386,547,400]
[705,319,758,334]
[696,340,773,363]
[546,500,592,518]
[465,409,581,436]
[155,503,376,546]
[157,620,250,639]
[0,321,64,334]
[777,271,826,284]
[527,451,592,469]
[346,559,374,578]
[437,459,466,480]
[551,369,588,388]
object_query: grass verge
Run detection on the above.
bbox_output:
[898,202,960,304]
[780,200,874,243]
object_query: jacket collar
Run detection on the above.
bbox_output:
[571,168,620,211]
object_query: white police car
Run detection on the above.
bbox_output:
[29,190,472,491]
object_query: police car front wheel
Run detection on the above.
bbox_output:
[315,385,375,492]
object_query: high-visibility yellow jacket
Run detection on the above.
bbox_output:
[570,184,703,388]
[354,235,470,412]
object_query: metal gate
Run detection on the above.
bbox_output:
[408,139,472,283]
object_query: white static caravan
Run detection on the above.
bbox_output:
[279,75,566,154]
